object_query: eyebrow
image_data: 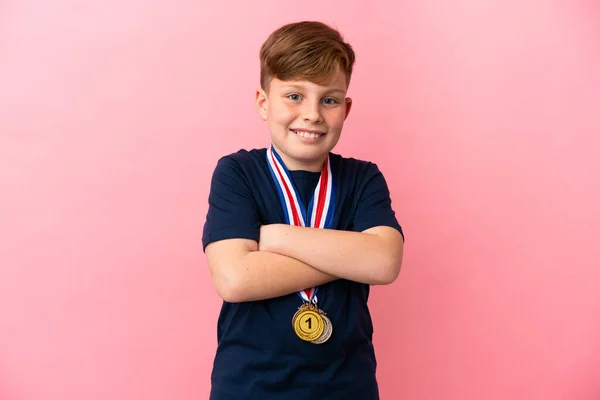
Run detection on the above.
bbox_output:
[324,89,346,95]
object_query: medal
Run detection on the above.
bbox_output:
[292,302,325,342]
[311,311,333,344]
[266,145,336,344]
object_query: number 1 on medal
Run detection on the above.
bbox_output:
[306,317,312,329]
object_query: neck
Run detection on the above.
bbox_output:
[286,159,325,173]
[271,146,326,173]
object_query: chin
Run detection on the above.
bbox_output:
[294,150,331,165]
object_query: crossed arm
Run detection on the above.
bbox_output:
[205,224,404,303]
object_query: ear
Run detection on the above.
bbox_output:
[255,88,268,121]
[344,97,353,120]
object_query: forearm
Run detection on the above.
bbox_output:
[222,250,337,303]
[260,224,403,285]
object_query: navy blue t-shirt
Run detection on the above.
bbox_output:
[202,148,403,400]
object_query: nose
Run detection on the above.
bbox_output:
[302,100,323,123]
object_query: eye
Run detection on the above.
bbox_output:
[322,97,339,105]
[287,94,302,101]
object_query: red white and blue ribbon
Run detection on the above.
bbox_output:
[266,145,336,304]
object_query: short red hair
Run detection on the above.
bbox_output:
[259,21,356,91]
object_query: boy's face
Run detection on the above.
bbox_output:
[255,68,352,172]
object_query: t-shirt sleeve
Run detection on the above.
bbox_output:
[202,155,262,251]
[351,163,404,241]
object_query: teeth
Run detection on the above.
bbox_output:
[293,130,322,139]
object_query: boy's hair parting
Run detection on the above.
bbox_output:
[259,21,356,91]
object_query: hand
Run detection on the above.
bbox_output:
[258,224,281,253]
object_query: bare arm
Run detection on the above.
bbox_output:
[259,224,404,285]
[205,238,338,303]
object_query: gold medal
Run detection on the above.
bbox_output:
[292,303,325,342]
[311,312,333,344]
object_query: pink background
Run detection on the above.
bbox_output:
[1,1,599,399]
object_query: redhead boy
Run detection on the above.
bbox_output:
[203,21,404,399]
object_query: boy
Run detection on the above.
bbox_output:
[202,21,404,399]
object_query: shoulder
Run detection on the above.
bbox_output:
[214,148,267,170]
[211,148,268,180]
[331,152,382,171]
[330,152,387,187]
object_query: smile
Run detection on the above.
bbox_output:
[290,129,325,139]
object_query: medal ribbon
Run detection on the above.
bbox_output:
[266,145,335,304]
